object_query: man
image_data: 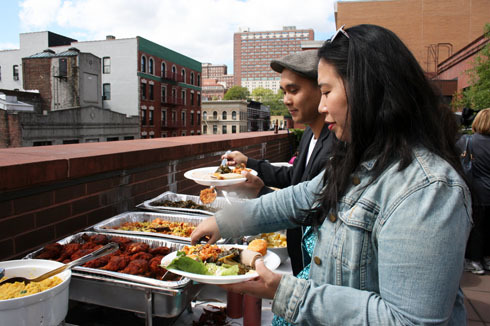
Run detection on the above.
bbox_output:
[223,50,336,275]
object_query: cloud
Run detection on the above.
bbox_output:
[19,0,337,69]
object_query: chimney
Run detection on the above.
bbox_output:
[106,35,116,40]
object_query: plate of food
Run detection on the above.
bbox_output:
[184,165,257,186]
[160,240,280,284]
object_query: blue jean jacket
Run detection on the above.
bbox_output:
[216,148,472,325]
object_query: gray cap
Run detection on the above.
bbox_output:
[270,50,319,81]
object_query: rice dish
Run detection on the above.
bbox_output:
[0,276,62,300]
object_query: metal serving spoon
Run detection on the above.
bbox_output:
[0,242,119,286]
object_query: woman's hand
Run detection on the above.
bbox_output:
[190,216,221,245]
[218,259,282,300]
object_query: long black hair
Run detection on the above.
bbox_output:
[308,24,463,226]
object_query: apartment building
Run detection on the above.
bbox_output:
[234,26,314,92]
[0,32,202,138]
[201,63,235,91]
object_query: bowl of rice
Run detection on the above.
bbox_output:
[0,259,71,326]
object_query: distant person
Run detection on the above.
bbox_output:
[288,151,298,165]
[222,50,336,277]
[457,108,490,274]
[192,24,471,325]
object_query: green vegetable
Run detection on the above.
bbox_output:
[167,251,209,275]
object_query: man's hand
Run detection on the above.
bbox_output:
[218,259,282,300]
[190,216,221,245]
[222,151,248,166]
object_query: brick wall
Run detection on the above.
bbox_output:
[22,57,53,112]
[0,131,294,260]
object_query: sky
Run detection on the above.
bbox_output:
[0,0,338,73]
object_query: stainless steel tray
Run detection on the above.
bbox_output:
[25,231,190,288]
[137,191,243,216]
[90,211,226,244]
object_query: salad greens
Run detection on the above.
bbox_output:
[166,251,240,276]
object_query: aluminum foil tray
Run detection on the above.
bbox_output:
[89,211,226,243]
[25,231,191,289]
[137,191,243,216]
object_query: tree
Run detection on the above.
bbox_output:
[223,86,250,100]
[251,87,287,116]
[452,24,490,111]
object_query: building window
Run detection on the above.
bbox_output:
[197,112,201,124]
[149,58,154,74]
[162,110,167,126]
[103,83,111,100]
[232,125,237,133]
[182,111,186,127]
[161,62,166,77]
[213,111,218,120]
[181,68,186,83]
[172,111,176,124]
[203,125,207,134]
[222,125,227,134]
[141,109,147,125]
[33,141,53,146]
[172,88,176,103]
[13,65,19,81]
[197,74,201,86]
[149,84,154,100]
[203,111,207,120]
[107,137,119,142]
[190,72,194,85]
[197,93,201,105]
[141,56,146,73]
[190,112,194,125]
[141,82,146,100]
[232,111,237,120]
[222,111,227,120]
[161,86,166,103]
[172,66,177,80]
[124,136,134,140]
[190,92,194,105]
[103,57,111,74]
[182,131,186,136]
[149,110,154,125]
[213,125,217,134]
[85,138,99,143]
[63,139,79,144]
[181,90,186,105]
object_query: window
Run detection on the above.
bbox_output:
[172,66,177,79]
[203,111,207,120]
[197,74,201,86]
[181,68,186,83]
[103,57,111,74]
[141,82,146,100]
[190,92,194,105]
[103,83,111,100]
[213,111,218,120]
[181,90,186,105]
[213,125,217,134]
[197,93,201,105]
[190,112,194,125]
[197,112,201,124]
[190,72,194,85]
[33,141,53,146]
[13,65,19,81]
[149,110,154,125]
[63,139,79,144]
[232,125,237,133]
[161,86,166,103]
[182,131,186,136]
[58,59,67,77]
[141,109,147,125]
[149,84,154,100]
[182,111,186,127]
[162,110,167,126]
[124,136,134,140]
[172,88,176,103]
[222,125,227,134]
[161,62,166,77]
[172,111,176,123]
[232,111,237,120]
[203,125,207,134]
[141,56,146,73]
[107,137,119,141]
[149,58,154,74]
[222,111,227,120]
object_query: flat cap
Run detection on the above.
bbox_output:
[270,50,319,81]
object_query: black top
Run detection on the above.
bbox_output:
[247,124,335,275]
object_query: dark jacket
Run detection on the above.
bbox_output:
[247,124,335,275]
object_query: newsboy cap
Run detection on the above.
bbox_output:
[270,50,319,81]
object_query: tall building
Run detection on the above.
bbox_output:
[201,63,235,90]
[234,26,314,92]
[0,32,202,138]
[335,0,490,74]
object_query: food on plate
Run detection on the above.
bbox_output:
[212,163,251,180]
[0,276,62,300]
[257,232,287,248]
[200,187,217,204]
[164,244,263,276]
[247,239,268,256]
[149,199,218,212]
[110,218,195,237]
[35,234,178,281]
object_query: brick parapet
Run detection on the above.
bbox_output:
[0,131,293,260]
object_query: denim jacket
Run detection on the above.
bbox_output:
[216,147,472,325]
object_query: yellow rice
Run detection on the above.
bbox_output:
[0,276,63,300]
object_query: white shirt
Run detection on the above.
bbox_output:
[305,135,318,167]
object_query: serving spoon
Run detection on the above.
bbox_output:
[0,242,119,286]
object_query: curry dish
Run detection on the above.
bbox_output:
[0,276,62,300]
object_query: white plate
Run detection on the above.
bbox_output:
[161,245,280,284]
[184,167,257,186]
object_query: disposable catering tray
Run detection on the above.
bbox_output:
[137,191,244,216]
[24,232,203,320]
[90,211,228,244]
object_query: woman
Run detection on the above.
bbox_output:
[458,108,490,274]
[191,24,471,325]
